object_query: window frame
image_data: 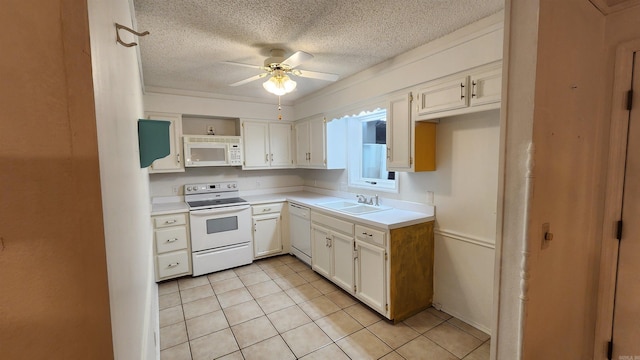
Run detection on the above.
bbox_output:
[343,108,399,193]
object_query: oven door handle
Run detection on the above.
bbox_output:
[190,205,250,216]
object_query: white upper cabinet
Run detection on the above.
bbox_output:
[469,66,502,107]
[387,92,437,173]
[145,112,185,173]
[242,120,293,169]
[387,93,412,171]
[294,115,346,169]
[268,122,294,167]
[415,76,470,117]
[414,61,502,121]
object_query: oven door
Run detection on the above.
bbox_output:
[189,205,251,252]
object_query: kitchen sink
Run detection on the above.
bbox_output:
[316,200,390,215]
[316,200,359,210]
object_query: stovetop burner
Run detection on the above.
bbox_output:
[184,181,249,210]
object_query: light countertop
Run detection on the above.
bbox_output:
[244,191,434,230]
[151,190,434,229]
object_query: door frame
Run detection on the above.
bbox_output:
[594,40,640,359]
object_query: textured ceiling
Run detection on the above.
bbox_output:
[133,0,504,102]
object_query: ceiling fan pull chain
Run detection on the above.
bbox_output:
[278,96,283,120]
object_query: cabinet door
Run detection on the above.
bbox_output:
[268,123,293,167]
[242,121,270,168]
[311,225,332,278]
[470,67,502,107]
[331,232,354,291]
[147,113,184,173]
[416,76,469,116]
[253,214,282,258]
[355,240,386,314]
[294,121,310,166]
[308,117,326,168]
[387,93,412,171]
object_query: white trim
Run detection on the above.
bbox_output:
[594,40,640,359]
[434,228,496,249]
[145,86,295,106]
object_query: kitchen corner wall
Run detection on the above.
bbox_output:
[301,110,500,332]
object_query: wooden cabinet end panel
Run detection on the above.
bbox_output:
[389,221,434,321]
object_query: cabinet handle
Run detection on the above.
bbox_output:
[164,219,177,224]
[460,83,465,100]
[176,153,180,164]
[472,80,477,98]
[263,208,271,212]
[270,153,274,161]
[265,154,269,162]
[167,262,180,268]
[386,147,391,160]
[166,238,178,243]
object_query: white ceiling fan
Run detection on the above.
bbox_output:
[222,49,340,95]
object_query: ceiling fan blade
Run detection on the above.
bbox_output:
[229,73,268,87]
[293,69,339,82]
[221,61,269,71]
[281,51,314,69]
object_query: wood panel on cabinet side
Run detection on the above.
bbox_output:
[389,221,434,322]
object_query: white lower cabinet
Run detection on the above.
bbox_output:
[311,212,355,292]
[355,238,386,314]
[311,224,332,278]
[331,231,355,290]
[252,203,285,259]
[308,210,435,321]
[152,212,192,281]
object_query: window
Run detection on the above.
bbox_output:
[342,108,398,192]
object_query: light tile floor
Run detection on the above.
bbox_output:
[159,255,490,360]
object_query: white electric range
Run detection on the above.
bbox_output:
[184,181,252,276]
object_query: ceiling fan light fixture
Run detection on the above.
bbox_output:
[263,73,296,96]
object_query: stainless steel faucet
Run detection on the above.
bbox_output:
[356,194,367,203]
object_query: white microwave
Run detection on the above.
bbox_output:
[183,135,243,167]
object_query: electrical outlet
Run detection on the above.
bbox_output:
[426,191,434,205]
[206,125,215,135]
[172,185,179,194]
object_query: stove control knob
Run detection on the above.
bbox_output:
[233,184,237,188]
[227,184,231,188]
[186,186,192,192]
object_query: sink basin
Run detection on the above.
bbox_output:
[316,200,390,215]
[338,204,387,214]
[316,200,359,210]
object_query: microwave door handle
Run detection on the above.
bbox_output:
[190,205,250,216]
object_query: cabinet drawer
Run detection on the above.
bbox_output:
[311,212,353,236]
[157,250,190,279]
[252,203,283,215]
[155,227,188,254]
[355,225,386,247]
[154,213,187,228]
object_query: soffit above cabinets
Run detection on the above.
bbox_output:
[132,0,504,102]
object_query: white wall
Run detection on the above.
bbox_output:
[427,111,499,333]
[150,167,304,197]
[87,1,157,359]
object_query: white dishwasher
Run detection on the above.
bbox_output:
[289,203,311,265]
